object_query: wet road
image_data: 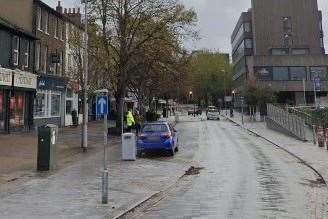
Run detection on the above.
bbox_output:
[128,117,327,219]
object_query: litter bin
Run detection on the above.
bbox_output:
[122,133,136,161]
[37,124,58,171]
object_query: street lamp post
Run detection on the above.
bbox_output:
[221,70,227,116]
[81,0,89,152]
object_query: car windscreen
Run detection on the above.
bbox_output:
[142,124,169,132]
[209,109,218,112]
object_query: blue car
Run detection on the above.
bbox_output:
[137,122,179,156]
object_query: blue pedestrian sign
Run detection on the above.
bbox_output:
[96,96,109,115]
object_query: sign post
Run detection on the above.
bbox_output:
[314,76,321,109]
[95,90,109,204]
[241,96,245,126]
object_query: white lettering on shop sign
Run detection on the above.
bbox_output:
[0,68,13,86]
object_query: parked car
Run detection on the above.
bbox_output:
[207,107,220,120]
[137,122,179,156]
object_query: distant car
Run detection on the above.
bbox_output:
[207,107,220,120]
[137,122,178,156]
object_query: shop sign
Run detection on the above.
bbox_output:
[0,67,13,86]
[14,70,37,89]
[37,74,66,91]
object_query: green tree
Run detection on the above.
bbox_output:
[190,50,231,107]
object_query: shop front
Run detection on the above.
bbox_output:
[0,67,37,133]
[34,74,66,128]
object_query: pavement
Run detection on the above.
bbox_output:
[0,115,190,219]
[222,110,328,185]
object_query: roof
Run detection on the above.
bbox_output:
[0,16,37,39]
[34,0,84,30]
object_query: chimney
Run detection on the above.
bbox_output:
[77,8,80,14]
[64,8,67,14]
[68,8,71,14]
[56,1,63,14]
[73,8,76,14]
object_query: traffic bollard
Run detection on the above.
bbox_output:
[313,125,317,145]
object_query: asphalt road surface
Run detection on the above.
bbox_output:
[127,116,327,219]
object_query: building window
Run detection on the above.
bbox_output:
[23,41,29,68]
[35,43,41,70]
[12,36,19,66]
[244,22,251,32]
[289,67,306,81]
[291,48,309,55]
[310,66,327,81]
[55,18,58,38]
[60,22,64,40]
[34,92,47,117]
[271,48,289,55]
[37,7,42,31]
[273,67,289,80]
[43,46,48,73]
[44,12,49,34]
[282,17,292,33]
[232,40,245,63]
[244,39,253,49]
[51,93,61,116]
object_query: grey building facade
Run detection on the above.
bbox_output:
[231,0,328,105]
[0,0,38,133]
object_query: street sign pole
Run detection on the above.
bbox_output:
[95,89,109,204]
[102,111,108,204]
[241,97,244,126]
[313,80,317,108]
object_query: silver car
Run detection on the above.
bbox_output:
[207,108,220,120]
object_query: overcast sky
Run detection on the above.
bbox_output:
[45,0,328,54]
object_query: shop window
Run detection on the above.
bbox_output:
[10,92,25,128]
[289,67,306,81]
[34,92,47,117]
[310,66,328,81]
[273,67,289,80]
[51,93,61,116]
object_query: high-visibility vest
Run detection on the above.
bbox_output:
[127,111,135,127]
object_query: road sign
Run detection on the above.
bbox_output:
[96,96,108,115]
[314,77,321,92]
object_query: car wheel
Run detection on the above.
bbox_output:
[168,147,175,156]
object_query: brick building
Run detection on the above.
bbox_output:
[0,0,38,133]
[231,0,328,106]
[33,0,84,127]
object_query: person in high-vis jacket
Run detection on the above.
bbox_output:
[126,109,135,132]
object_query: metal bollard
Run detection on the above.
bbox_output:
[313,125,317,145]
